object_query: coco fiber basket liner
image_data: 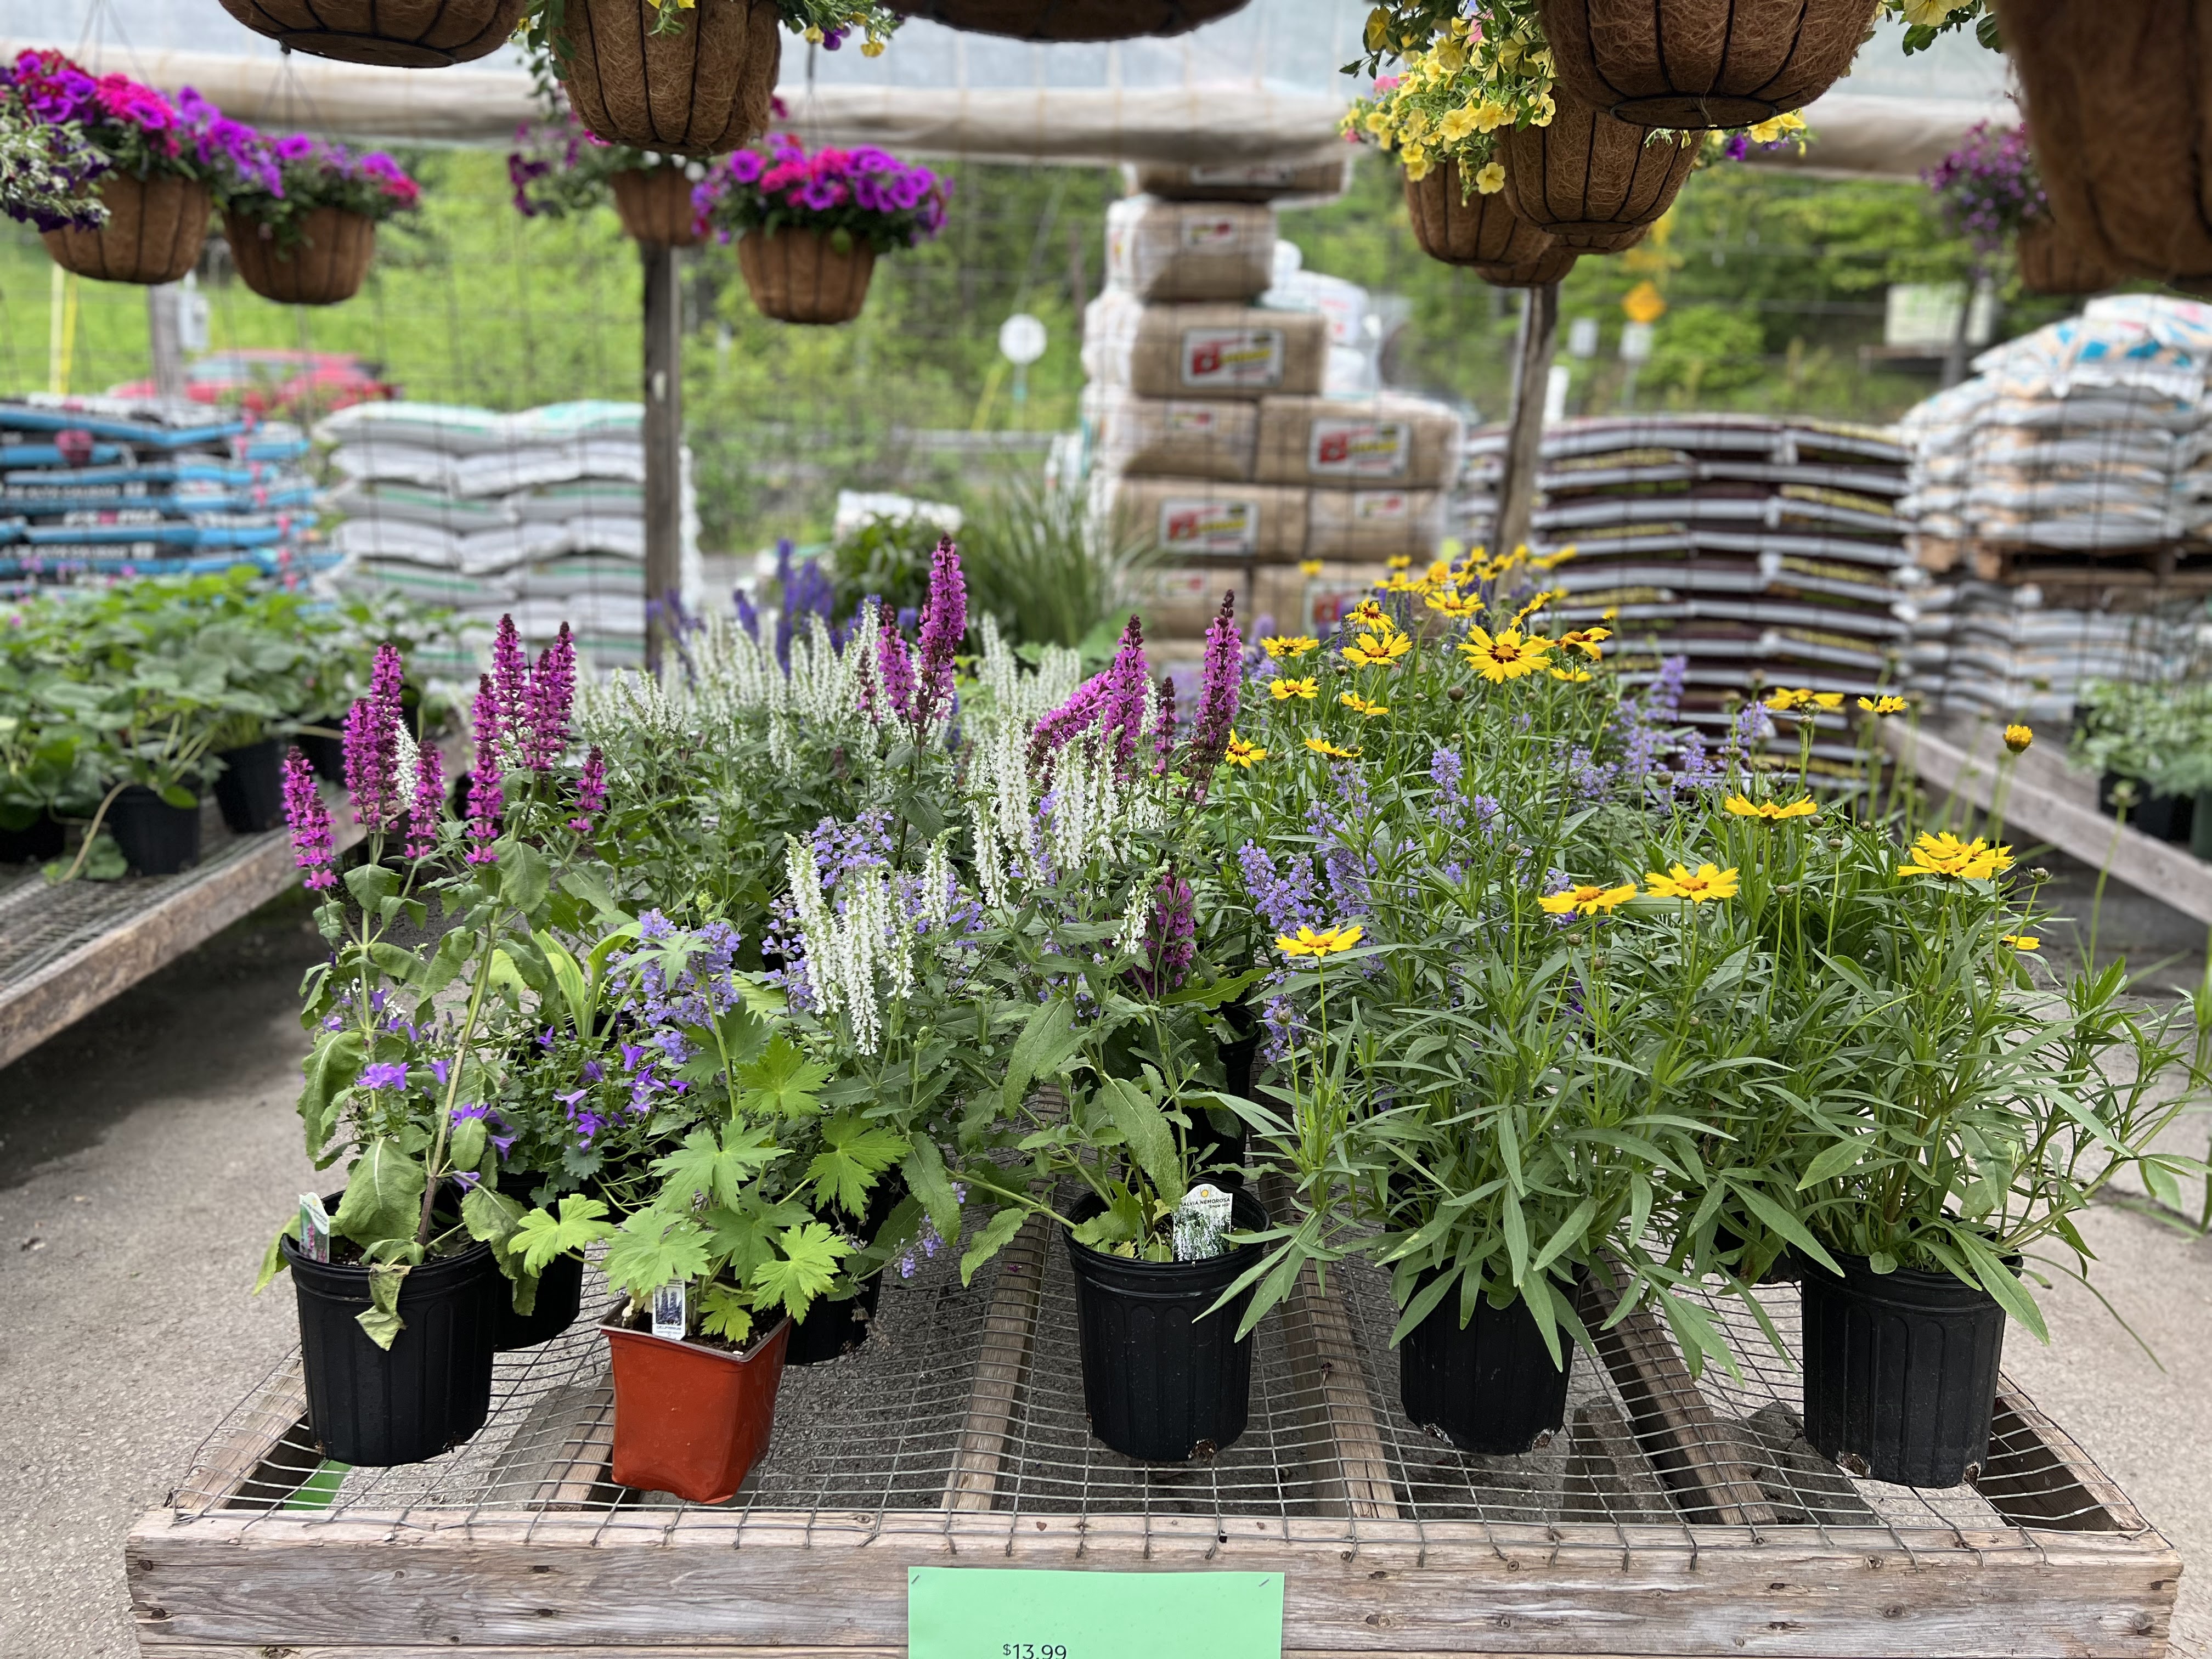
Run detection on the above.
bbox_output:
[611,168,705,248]
[225,208,376,307]
[2015,218,2123,298]
[1538,0,1878,130]
[43,174,210,286]
[1479,246,1581,288]
[898,0,1251,41]
[1082,291,1329,400]
[1105,195,1277,302]
[555,0,781,156]
[214,0,526,67]
[1404,162,1555,269]
[1501,93,1699,246]
[1083,386,1260,482]
[1254,394,1465,489]
[738,229,876,325]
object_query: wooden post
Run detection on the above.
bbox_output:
[641,242,684,673]
[147,285,185,402]
[1492,279,1560,556]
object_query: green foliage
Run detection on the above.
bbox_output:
[2071,678,2212,797]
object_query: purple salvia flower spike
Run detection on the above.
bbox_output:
[876,615,917,724]
[407,740,443,861]
[1183,591,1241,798]
[489,614,529,762]
[912,537,966,727]
[523,622,576,771]
[466,674,504,866]
[570,746,607,836]
[281,746,336,891]
[1099,614,1150,774]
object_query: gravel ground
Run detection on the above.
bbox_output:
[2,887,2210,1657]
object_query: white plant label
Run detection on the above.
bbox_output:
[1159,498,1259,555]
[297,1192,332,1263]
[1308,420,1410,479]
[1179,329,1284,390]
[1173,1183,1237,1262]
[1164,403,1221,435]
[1352,490,1412,522]
[652,1282,687,1340]
[1181,215,1243,249]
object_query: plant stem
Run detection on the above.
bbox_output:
[416,911,501,1246]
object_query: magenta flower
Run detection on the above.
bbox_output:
[489,614,529,762]
[913,537,967,727]
[1183,591,1242,799]
[466,675,503,867]
[876,619,917,724]
[1029,674,1108,775]
[1154,675,1177,775]
[281,746,336,892]
[342,644,405,831]
[1098,614,1152,774]
[570,746,607,836]
[1133,872,1197,997]
[406,740,443,862]
[523,622,575,771]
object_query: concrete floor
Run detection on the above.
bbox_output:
[2,891,2210,1657]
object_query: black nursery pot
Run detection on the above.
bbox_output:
[1799,1250,2008,1488]
[107,785,201,876]
[1398,1272,1575,1455]
[296,731,346,785]
[212,738,286,834]
[0,810,64,864]
[282,1207,503,1467]
[2100,771,2194,844]
[490,1175,587,1351]
[1065,1188,1268,1463]
[785,1176,908,1367]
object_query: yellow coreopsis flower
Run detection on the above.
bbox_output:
[2004,723,2034,754]
[1262,635,1319,660]
[1348,599,1388,628]
[1724,793,1818,823]
[1530,545,1578,571]
[1858,695,1910,715]
[1549,667,1592,682]
[1559,626,1611,659]
[1810,692,1845,710]
[1900,831,2013,882]
[1645,862,1740,903]
[1224,731,1266,769]
[1306,736,1362,760]
[1344,626,1411,669]
[1474,160,1506,193]
[1538,881,1637,917]
[1271,676,1319,702]
[1426,590,1479,619]
[2001,934,2041,952]
[1460,626,1552,682]
[1277,922,1364,959]
[1340,691,1389,718]
[1764,687,1810,712]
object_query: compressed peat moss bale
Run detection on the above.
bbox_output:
[900,0,1251,41]
[42,174,210,286]
[1476,245,1580,288]
[555,0,781,156]
[611,168,705,247]
[215,0,526,66]
[1500,93,1699,247]
[225,208,376,307]
[1995,0,2210,288]
[1403,162,1556,268]
[2016,218,2124,297]
[1539,0,1879,129]
[738,229,878,325]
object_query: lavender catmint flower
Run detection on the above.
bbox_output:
[282,746,336,891]
[733,585,760,639]
[466,674,503,866]
[912,537,967,728]
[1237,841,1319,934]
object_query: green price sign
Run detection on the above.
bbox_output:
[909,1567,1284,1659]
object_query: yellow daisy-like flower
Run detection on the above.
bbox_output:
[1644,862,1740,903]
[1340,691,1390,718]
[1343,627,1412,669]
[1270,676,1319,702]
[1423,559,1454,586]
[1764,687,1810,712]
[1386,555,1413,571]
[1538,881,1637,917]
[1426,590,1479,619]
[1306,736,1362,760]
[1299,558,1325,577]
[2004,723,2034,754]
[1559,627,1611,659]
[1262,635,1320,661]
[1348,599,1389,627]
[1277,922,1364,960]
[1459,626,1553,683]
[1549,667,1593,682]
[1810,692,1845,711]
[1857,695,1910,716]
[1224,731,1266,769]
[1723,793,1818,823]
[1530,546,1578,571]
[2001,934,2041,952]
[1900,831,2013,882]
[1474,160,1507,194]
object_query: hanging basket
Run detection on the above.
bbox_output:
[1476,246,1581,289]
[225,207,376,306]
[1538,0,1879,129]
[42,173,210,286]
[214,0,526,67]
[737,228,877,324]
[1499,93,1698,246]
[2016,217,2123,297]
[1995,0,2200,288]
[611,168,704,247]
[899,0,1250,41]
[555,0,781,156]
[1403,163,1555,268]
[1564,223,1649,255]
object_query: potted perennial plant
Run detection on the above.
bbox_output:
[219,137,421,307]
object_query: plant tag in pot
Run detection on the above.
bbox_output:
[297,1192,332,1263]
[1173,1183,1235,1262]
[652,1282,686,1340]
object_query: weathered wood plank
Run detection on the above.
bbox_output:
[1577,1261,1777,1527]
[1276,1256,1400,1522]
[941,1212,1049,1511]
[170,1362,312,1515]
[1975,1374,2148,1535]
[1885,719,2212,926]
[534,1385,618,1511]
[126,1507,2181,1657]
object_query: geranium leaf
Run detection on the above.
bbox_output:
[749,1220,853,1321]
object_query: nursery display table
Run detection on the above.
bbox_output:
[0,783,360,1069]
[128,1208,2177,1658]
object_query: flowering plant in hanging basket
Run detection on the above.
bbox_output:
[520,0,898,156]
[218,138,420,307]
[215,0,527,70]
[1498,91,1698,247]
[2,52,258,285]
[1537,0,1878,130]
[1921,120,2118,298]
[1402,159,1555,269]
[506,101,732,247]
[695,136,947,325]
[896,0,1249,43]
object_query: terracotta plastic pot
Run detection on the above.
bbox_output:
[604,1310,792,1503]
[1403,163,1555,269]
[225,207,376,307]
[900,0,1251,41]
[1477,246,1581,289]
[1539,0,1878,129]
[1501,93,1699,247]
[1994,0,2199,289]
[214,0,525,66]
[43,174,209,286]
[738,228,877,325]
[611,167,704,247]
[555,0,781,156]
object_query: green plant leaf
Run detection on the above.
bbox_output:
[510,1193,617,1274]
[332,1138,426,1250]
[651,1122,783,1209]
[1797,1134,1874,1189]
[448,1115,488,1172]
[602,1209,713,1301]
[699,1282,755,1342]
[1001,997,1080,1114]
[805,1115,909,1217]
[298,1030,363,1162]
[1099,1076,1183,1205]
[357,1262,409,1350]
[253,1215,302,1294]
[902,1136,961,1245]
[749,1220,853,1321]
[503,841,552,915]
[960,1205,1028,1286]
[735,1032,830,1118]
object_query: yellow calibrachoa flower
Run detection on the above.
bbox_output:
[1306,736,1362,759]
[2001,934,2041,952]
[1724,794,1818,823]
[1340,691,1389,718]
[1900,832,2012,881]
[1858,695,1910,715]
[1538,881,1636,917]
[1343,625,1411,669]
[1277,922,1364,959]
[1262,634,1320,661]
[1474,160,1506,193]
[1460,626,1553,682]
[1645,862,1740,903]
[1270,676,1319,702]
[2004,723,2034,754]
[1224,731,1266,768]
[1559,627,1611,659]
